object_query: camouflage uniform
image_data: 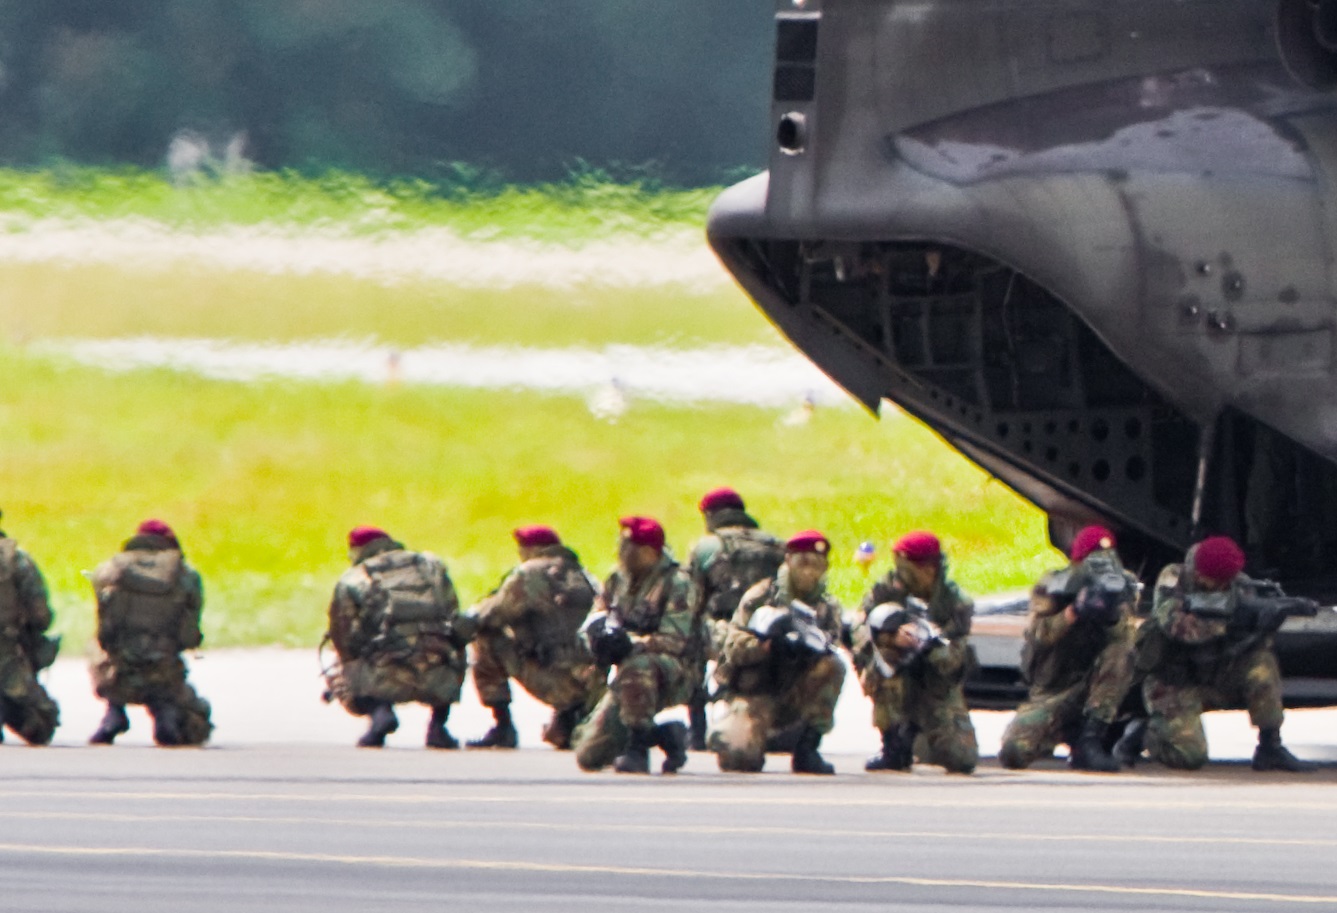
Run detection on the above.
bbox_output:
[572,553,695,771]
[708,566,845,772]
[469,544,605,742]
[998,556,1137,768]
[89,533,212,745]
[326,537,466,715]
[1139,563,1285,770]
[852,565,977,772]
[0,536,60,745]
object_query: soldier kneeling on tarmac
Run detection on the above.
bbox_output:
[998,525,1138,772]
[463,525,605,751]
[88,519,213,747]
[323,526,474,749]
[1137,535,1316,772]
[708,530,845,775]
[0,509,61,745]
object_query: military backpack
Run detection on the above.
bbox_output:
[702,529,785,622]
[98,549,194,657]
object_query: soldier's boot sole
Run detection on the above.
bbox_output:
[1252,746,1317,773]
[357,705,399,748]
[465,724,517,750]
[864,753,911,773]
[89,705,130,746]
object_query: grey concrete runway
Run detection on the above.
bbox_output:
[2,745,1336,913]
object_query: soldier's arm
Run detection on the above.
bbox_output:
[940,583,974,640]
[857,578,892,620]
[327,580,365,659]
[719,584,771,668]
[178,566,205,650]
[14,551,52,632]
[638,572,696,658]
[468,568,530,629]
[1153,566,1228,644]
[1028,585,1075,646]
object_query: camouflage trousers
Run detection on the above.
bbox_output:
[91,650,212,745]
[471,630,605,714]
[1143,646,1284,770]
[573,651,691,771]
[331,647,465,714]
[861,666,978,774]
[708,653,845,772]
[999,636,1135,768]
[0,649,58,745]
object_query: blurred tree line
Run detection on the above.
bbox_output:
[0,0,774,186]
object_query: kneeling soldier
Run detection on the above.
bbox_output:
[998,526,1138,772]
[1139,535,1315,772]
[324,526,472,749]
[572,516,693,775]
[88,519,212,746]
[709,530,845,775]
[0,510,60,745]
[465,525,604,750]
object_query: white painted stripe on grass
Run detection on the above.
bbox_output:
[0,219,731,291]
[35,337,850,409]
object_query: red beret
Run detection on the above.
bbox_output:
[786,530,830,555]
[698,487,745,513]
[619,516,666,552]
[137,519,177,542]
[1071,526,1116,563]
[348,525,391,549]
[1194,536,1246,583]
[893,531,941,564]
[514,525,561,548]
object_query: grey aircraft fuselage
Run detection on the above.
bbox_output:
[709,0,1337,602]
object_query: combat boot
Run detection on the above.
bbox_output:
[613,727,654,774]
[151,703,184,747]
[1069,715,1120,772]
[1252,727,1316,772]
[542,704,583,750]
[467,704,517,749]
[89,703,129,745]
[792,727,835,775]
[425,704,460,750]
[688,694,709,752]
[655,721,689,774]
[357,703,399,748]
[865,725,913,772]
[1111,718,1147,768]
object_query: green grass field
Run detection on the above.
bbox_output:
[0,165,1059,653]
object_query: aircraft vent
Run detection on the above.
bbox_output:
[774,16,819,102]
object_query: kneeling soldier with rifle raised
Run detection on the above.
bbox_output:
[999,526,1139,772]
[1138,535,1317,772]
[708,530,845,775]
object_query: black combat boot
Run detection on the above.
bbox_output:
[655,721,689,774]
[151,703,184,747]
[688,693,709,752]
[1111,718,1147,768]
[865,725,913,772]
[425,704,460,750]
[792,727,836,775]
[542,704,583,750]
[613,727,654,774]
[357,703,399,748]
[89,703,130,745]
[1069,715,1120,772]
[1252,727,1316,772]
[467,704,517,749]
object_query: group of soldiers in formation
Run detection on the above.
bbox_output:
[0,491,1318,774]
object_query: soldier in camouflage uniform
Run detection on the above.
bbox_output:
[998,526,1138,772]
[852,531,977,773]
[88,519,212,747]
[464,525,604,750]
[685,487,785,750]
[325,526,471,749]
[572,516,694,775]
[0,511,60,745]
[709,530,844,775]
[1138,535,1313,772]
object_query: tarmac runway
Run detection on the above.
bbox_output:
[6,650,1337,912]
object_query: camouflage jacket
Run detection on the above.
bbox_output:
[328,537,459,661]
[688,511,785,623]
[0,534,54,651]
[1137,562,1260,683]
[594,553,695,659]
[92,534,203,658]
[855,564,973,678]
[714,565,843,688]
[1021,557,1137,692]
[468,544,597,661]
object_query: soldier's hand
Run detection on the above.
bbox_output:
[1063,605,1079,625]
[893,623,924,653]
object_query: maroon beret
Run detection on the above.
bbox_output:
[893,531,941,564]
[1195,536,1246,583]
[514,525,561,548]
[348,525,391,549]
[619,516,666,552]
[698,487,745,514]
[137,518,177,542]
[1071,526,1116,563]
[786,530,830,555]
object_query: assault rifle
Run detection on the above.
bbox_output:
[580,613,634,667]
[1185,578,1320,633]
[1043,555,1133,626]
[866,598,944,679]
[746,601,834,657]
